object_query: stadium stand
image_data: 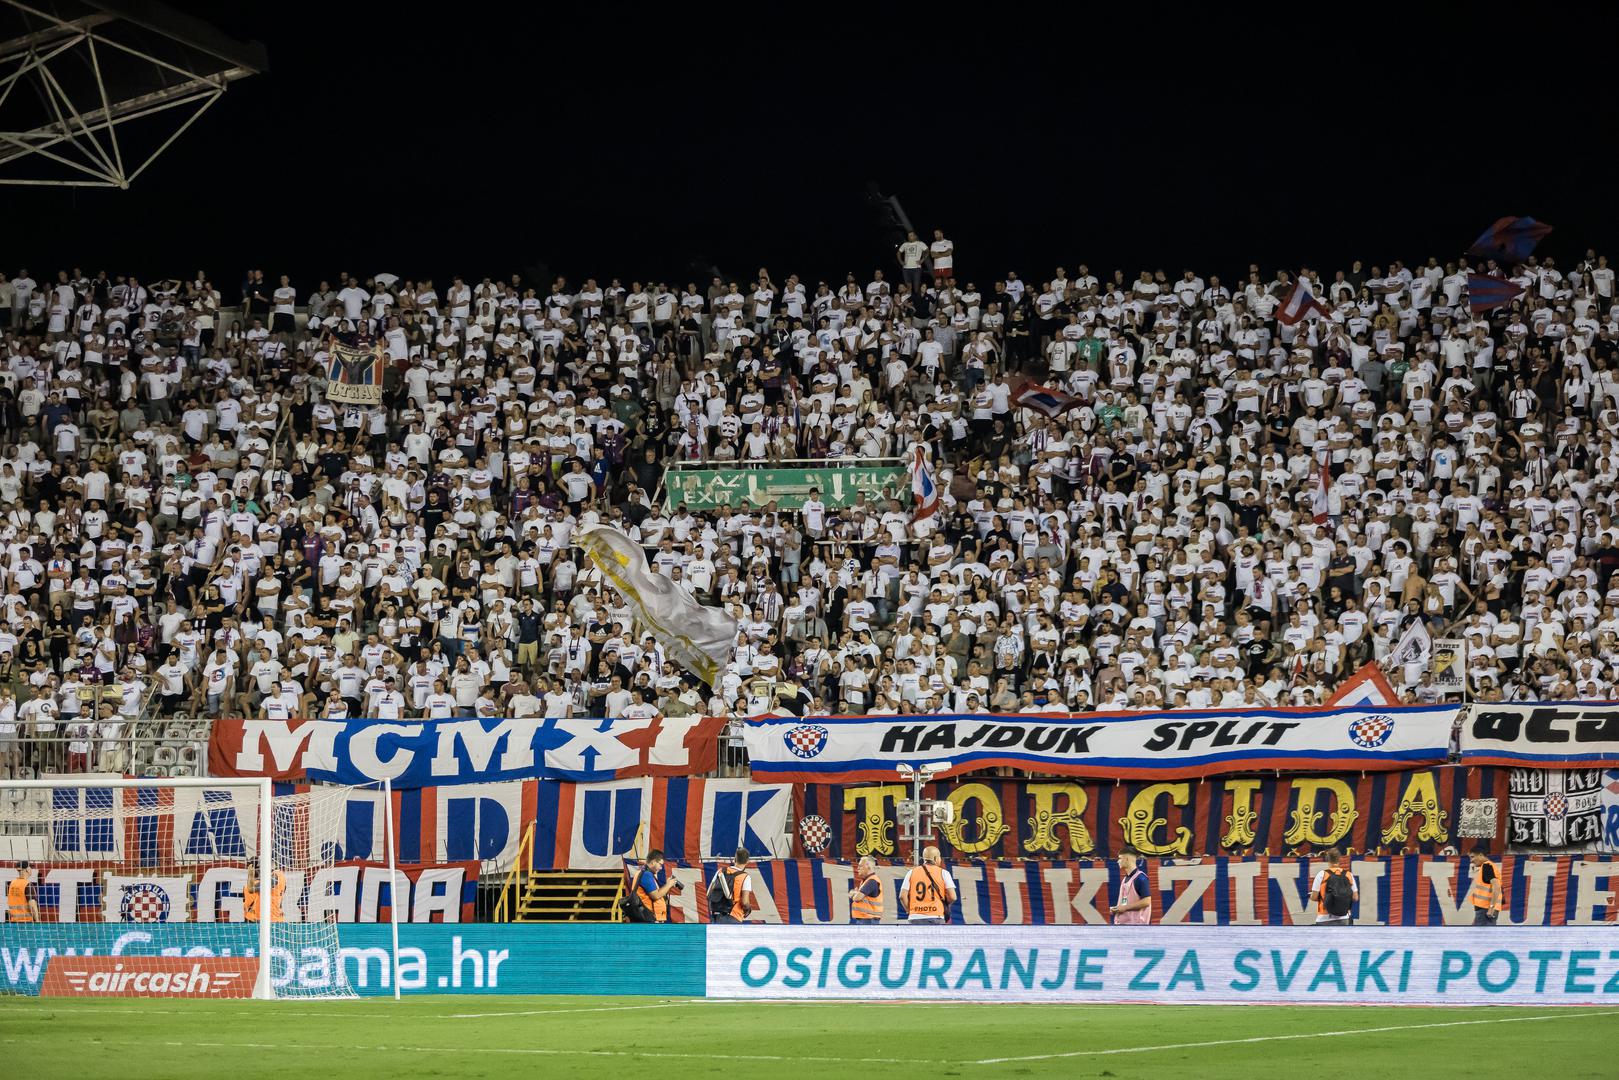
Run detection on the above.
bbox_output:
[0,247,1613,776]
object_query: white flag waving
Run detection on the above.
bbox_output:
[1388,618,1433,670]
[577,523,738,685]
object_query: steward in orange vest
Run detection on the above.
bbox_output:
[849,856,884,923]
[7,862,38,923]
[1469,852,1502,925]
[244,863,286,923]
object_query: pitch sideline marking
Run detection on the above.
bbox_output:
[144,1040,927,1065]
[973,1009,1619,1064]
[445,1002,690,1019]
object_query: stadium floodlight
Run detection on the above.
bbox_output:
[0,0,265,188]
[0,775,397,1001]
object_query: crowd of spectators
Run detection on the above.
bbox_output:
[0,237,1613,773]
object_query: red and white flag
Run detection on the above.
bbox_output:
[1326,662,1401,707]
[909,444,939,522]
[1312,459,1331,523]
[1276,279,1333,326]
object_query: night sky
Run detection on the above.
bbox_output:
[8,9,1619,294]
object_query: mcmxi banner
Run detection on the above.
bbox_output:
[744,706,1459,783]
[707,926,1619,1005]
[209,716,728,787]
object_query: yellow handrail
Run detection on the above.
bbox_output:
[612,822,648,923]
[492,820,536,923]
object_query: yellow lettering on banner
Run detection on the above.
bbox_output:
[843,785,905,856]
[1220,778,1263,849]
[1284,778,1360,848]
[1023,782,1094,855]
[1117,783,1193,856]
[939,783,1011,855]
[1380,771,1449,845]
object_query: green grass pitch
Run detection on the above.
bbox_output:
[2,996,1615,1078]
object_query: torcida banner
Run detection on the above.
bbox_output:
[744,706,1460,783]
[789,768,1508,861]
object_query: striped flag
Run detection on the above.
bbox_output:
[1468,216,1553,263]
[1276,279,1333,326]
[1011,380,1080,417]
[1466,274,1525,313]
[909,443,939,522]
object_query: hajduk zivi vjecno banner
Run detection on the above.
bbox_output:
[744,706,1459,783]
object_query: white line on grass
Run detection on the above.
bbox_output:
[445,1002,690,1019]
[137,1040,930,1066]
[972,1009,1619,1064]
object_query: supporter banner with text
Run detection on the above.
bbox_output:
[1460,703,1619,768]
[652,855,1619,927]
[663,466,906,511]
[1507,768,1619,851]
[745,706,1459,784]
[207,716,728,786]
[790,768,1508,861]
[0,860,480,923]
[706,925,1619,1004]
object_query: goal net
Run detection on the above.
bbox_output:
[0,777,395,1000]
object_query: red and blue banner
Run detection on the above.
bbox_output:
[645,855,1619,926]
[791,768,1507,861]
[209,716,729,787]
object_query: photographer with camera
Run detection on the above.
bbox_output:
[628,850,683,924]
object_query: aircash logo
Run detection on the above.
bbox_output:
[40,957,257,998]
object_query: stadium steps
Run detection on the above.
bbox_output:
[510,871,625,922]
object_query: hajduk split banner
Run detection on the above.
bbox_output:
[745,705,1459,783]
[790,768,1507,860]
[208,716,729,787]
[653,855,1619,927]
[706,925,1619,1004]
[1461,702,1619,769]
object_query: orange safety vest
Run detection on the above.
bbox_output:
[904,864,947,919]
[245,870,287,923]
[1315,866,1349,917]
[723,867,750,921]
[851,873,884,921]
[636,871,668,923]
[7,876,33,923]
[1471,859,1501,910]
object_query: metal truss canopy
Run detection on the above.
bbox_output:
[0,0,264,187]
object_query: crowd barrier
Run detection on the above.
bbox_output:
[4,923,1616,1005]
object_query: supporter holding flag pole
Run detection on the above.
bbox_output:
[909,443,939,522]
[578,523,738,685]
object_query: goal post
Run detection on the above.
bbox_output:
[0,775,388,1000]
